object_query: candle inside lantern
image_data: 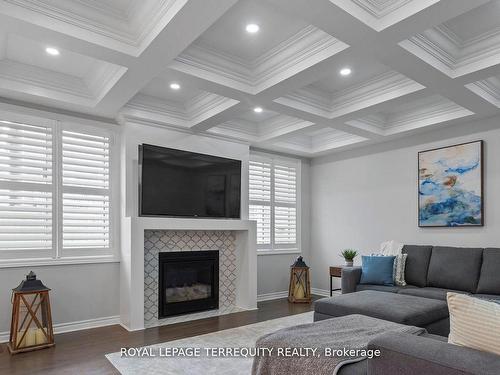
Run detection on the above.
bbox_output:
[35,328,47,344]
[294,283,305,298]
[25,328,36,347]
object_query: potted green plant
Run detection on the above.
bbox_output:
[340,249,357,267]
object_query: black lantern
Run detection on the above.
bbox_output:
[288,256,311,303]
[8,271,55,354]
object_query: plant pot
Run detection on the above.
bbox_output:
[344,260,354,267]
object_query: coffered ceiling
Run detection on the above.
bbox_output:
[0,0,500,157]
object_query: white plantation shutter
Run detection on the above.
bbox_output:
[274,165,296,204]
[0,190,52,250]
[274,164,297,245]
[0,121,52,185]
[250,204,271,244]
[249,160,272,245]
[62,131,109,189]
[249,155,299,251]
[274,206,296,244]
[249,161,271,201]
[0,120,53,253]
[62,130,111,250]
[0,111,116,265]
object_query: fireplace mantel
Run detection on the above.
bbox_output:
[120,217,257,330]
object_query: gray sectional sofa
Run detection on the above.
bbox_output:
[316,245,500,335]
[342,245,500,301]
[313,245,500,374]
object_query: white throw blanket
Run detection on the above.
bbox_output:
[379,240,403,256]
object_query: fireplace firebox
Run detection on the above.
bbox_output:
[158,251,219,318]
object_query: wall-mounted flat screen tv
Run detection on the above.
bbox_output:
[139,144,241,218]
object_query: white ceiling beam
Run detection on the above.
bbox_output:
[0,14,135,67]
[377,0,491,44]
[93,0,239,117]
[191,102,249,132]
[266,100,382,140]
[374,45,500,116]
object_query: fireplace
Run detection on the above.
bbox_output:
[158,251,219,318]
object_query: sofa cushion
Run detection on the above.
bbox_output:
[314,291,448,327]
[398,287,469,301]
[402,245,433,287]
[356,284,401,293]
[427,246,483,293]
[476,248,500,295]
[474,294,500,303]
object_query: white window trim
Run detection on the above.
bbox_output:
[0,110,119,268]
[250,151,301,255]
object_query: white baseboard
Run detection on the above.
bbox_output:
[257,291,288,302]
[0,315,120,343]
[312,288,339,297]
[257,288,336,302]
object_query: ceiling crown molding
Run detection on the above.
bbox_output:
[170,25,348,95]
[274,128,367,154]
[312,131,366,151]
[329,0,439,31]
[86,64,127,101]
[351,0,413,19]
[0,58,125,107]
[187,92,239,125]
[122,93,188,127]
[347,97,473,135]
[121,92,238,128]
[259,116,314,141]
[466,78,500,108]
[401,24,500,78]
[329,71,424,117]
[1,0,186,55]
[209,113,315,145]
[275,70,424,119]
[209,120,259,142]
[385,100,471,130]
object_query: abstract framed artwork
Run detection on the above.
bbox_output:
[418,140,483,227]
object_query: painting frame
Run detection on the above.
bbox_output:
[418,140,484,228]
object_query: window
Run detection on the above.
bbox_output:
[0,111,116,266]
[249,154,300,252]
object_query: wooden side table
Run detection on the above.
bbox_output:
[329,266,344,296]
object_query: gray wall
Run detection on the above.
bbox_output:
[310,116,500,291]
[0,263,119,334]
[257,158,311,296]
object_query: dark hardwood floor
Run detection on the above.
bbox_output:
[0,297,318,375]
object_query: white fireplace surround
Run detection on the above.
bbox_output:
[120,217,257,331]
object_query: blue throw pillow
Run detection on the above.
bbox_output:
[360,255,396,286]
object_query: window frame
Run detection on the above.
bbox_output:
[249,152,301,255]
[0,110,119,268]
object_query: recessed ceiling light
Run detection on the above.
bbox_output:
[45,47,60,56]
[254,107,263,113]
[170,83,181,90]
[246,24,260,33]
[340,67,352,76]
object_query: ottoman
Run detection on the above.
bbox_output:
[314,291,450,335]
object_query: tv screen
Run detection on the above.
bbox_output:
[139,144,241,218]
